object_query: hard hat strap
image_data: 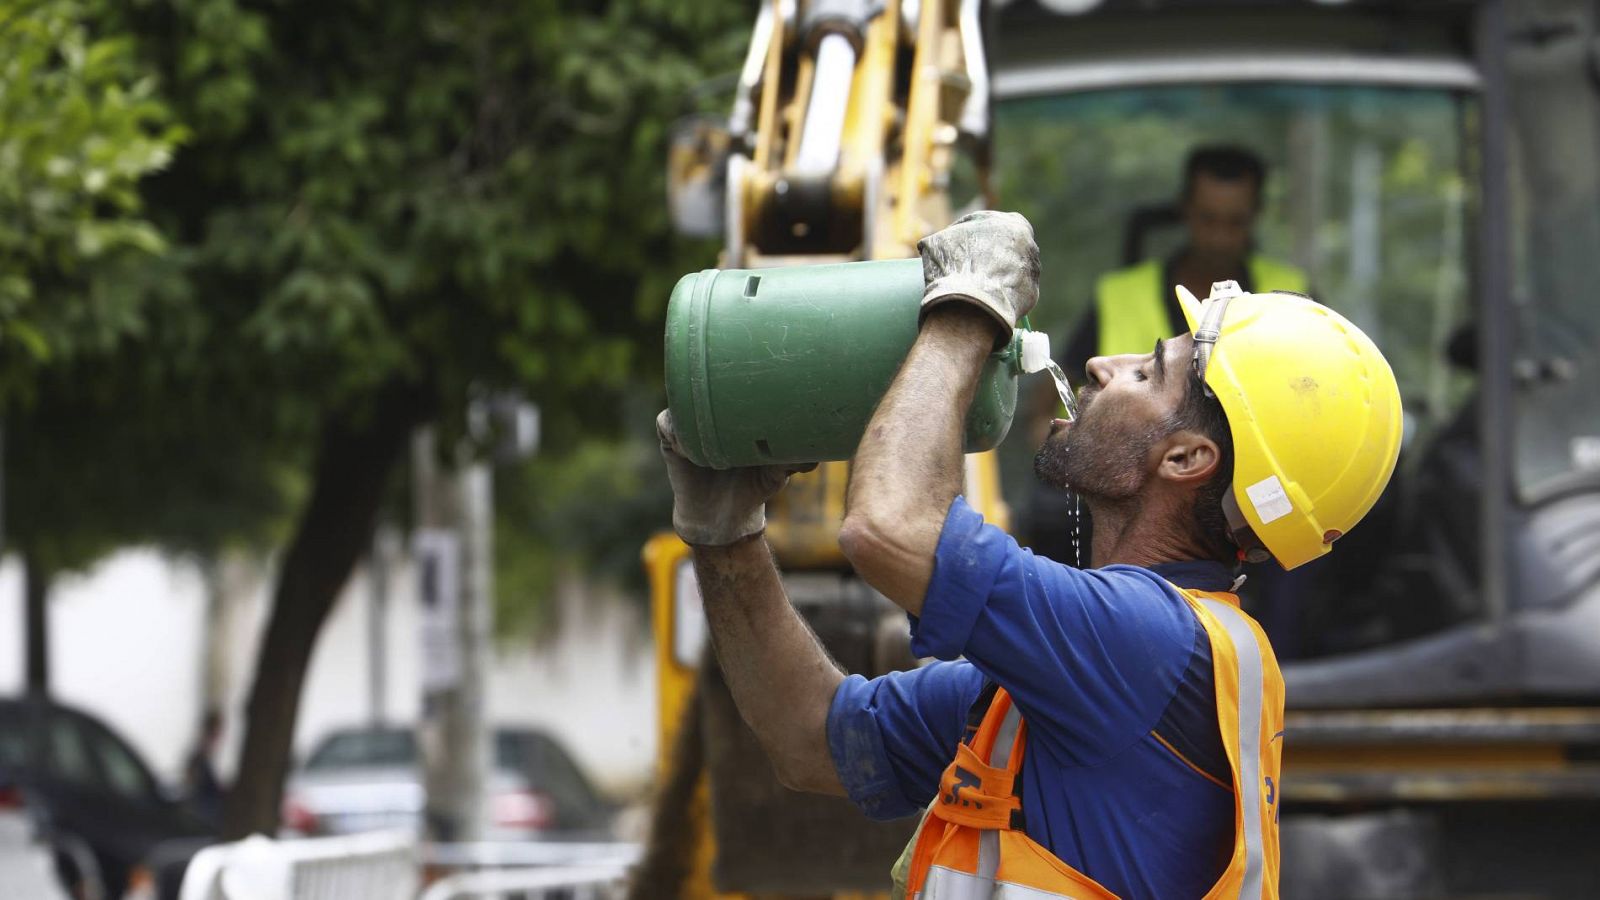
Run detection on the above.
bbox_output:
[1221,489,1273,565]
[1192,280,1243,397]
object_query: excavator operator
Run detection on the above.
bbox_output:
[1060,145,1308,378]
[656,211,1400,898]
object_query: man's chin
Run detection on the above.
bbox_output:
[1032,451,1070,492]
[1035,424,1075,484]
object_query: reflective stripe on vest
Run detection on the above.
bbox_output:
[899,587,1284,900]
[921,865,1091,899]
[1094,257,1308,358]
[1199,597,1267,900]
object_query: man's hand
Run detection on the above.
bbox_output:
[917,210,1040,345]
[657,410,815,547]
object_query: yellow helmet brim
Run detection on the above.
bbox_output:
[1176,284,1205,333]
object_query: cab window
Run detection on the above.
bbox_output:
[984,83,1478,659]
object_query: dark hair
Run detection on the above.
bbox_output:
[1182,145,1266,207]
[1166,371,1236,565]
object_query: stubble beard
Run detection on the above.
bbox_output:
[1034,407,1160,503]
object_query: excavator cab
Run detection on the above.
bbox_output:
[986,4,1600,892]
[984,0,1600,711]
[1001,75,1481,659]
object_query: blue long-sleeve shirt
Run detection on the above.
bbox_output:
[827,496,1237,899]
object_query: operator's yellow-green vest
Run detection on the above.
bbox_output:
[1094,257,1308,357]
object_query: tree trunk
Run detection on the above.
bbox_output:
[23,551,49,695]
[222,382,427,839]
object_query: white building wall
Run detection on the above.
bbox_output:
[0,552,211,779]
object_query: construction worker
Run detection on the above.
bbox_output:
[1059,145,1307,378]
[656,211,1401,898]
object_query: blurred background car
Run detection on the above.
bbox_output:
[0,695,213,898]
[281,724,615,840]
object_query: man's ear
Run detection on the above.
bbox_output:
[1157,430,1221,485]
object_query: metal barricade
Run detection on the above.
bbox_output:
[417,865,627,900]
[178,830,417,900]
[418,841,639,900]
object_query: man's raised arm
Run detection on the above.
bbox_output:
[656,413,845,795]
[839,212,1040,615]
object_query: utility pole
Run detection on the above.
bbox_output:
[368,526,398,727]
[413,427,492,844]
[198,557,229,716]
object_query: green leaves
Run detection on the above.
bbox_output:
[116,0,742,420]
[2,0,749,603]
[0,0,183,402]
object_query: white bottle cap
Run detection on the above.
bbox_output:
[1018,329,1052,374]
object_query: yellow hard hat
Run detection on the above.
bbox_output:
[1177,282,1403,570]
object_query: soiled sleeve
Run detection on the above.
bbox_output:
[825,660,986,820]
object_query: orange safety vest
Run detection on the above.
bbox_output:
[899,586,1285,899]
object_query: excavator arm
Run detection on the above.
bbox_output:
[724,0,991,266]
[716,0,1006,568]
[644,3,1002,895]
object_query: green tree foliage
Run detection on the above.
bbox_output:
[86,0,750,836]
[5,354,302,577]
[494,404,675,638]
[119,0,746,440]
[0,1,277,699]
[4,0,747,835]
[0,0,748,829]
[0,0,184,401]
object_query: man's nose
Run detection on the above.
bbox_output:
[1085,355,1114,387]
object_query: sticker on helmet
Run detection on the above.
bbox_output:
[1246,476,1294,525]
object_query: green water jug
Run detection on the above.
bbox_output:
[665,257,1044,470]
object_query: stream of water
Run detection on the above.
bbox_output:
[1038,360,1083,565]
[1044,359,1078,422]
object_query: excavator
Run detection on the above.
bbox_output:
[647,1,1600,896]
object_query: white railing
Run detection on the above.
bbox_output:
[421,841,640,870]
[418,841,639,900]
[176,833,641,900]
[418,865,629,900]
[178,830,417,900]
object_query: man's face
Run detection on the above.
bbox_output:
[1035,334,1196,499]
[1182,172,1259,270]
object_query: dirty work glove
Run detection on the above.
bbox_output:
[656,410,817,547]
[917,210,1041,346]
